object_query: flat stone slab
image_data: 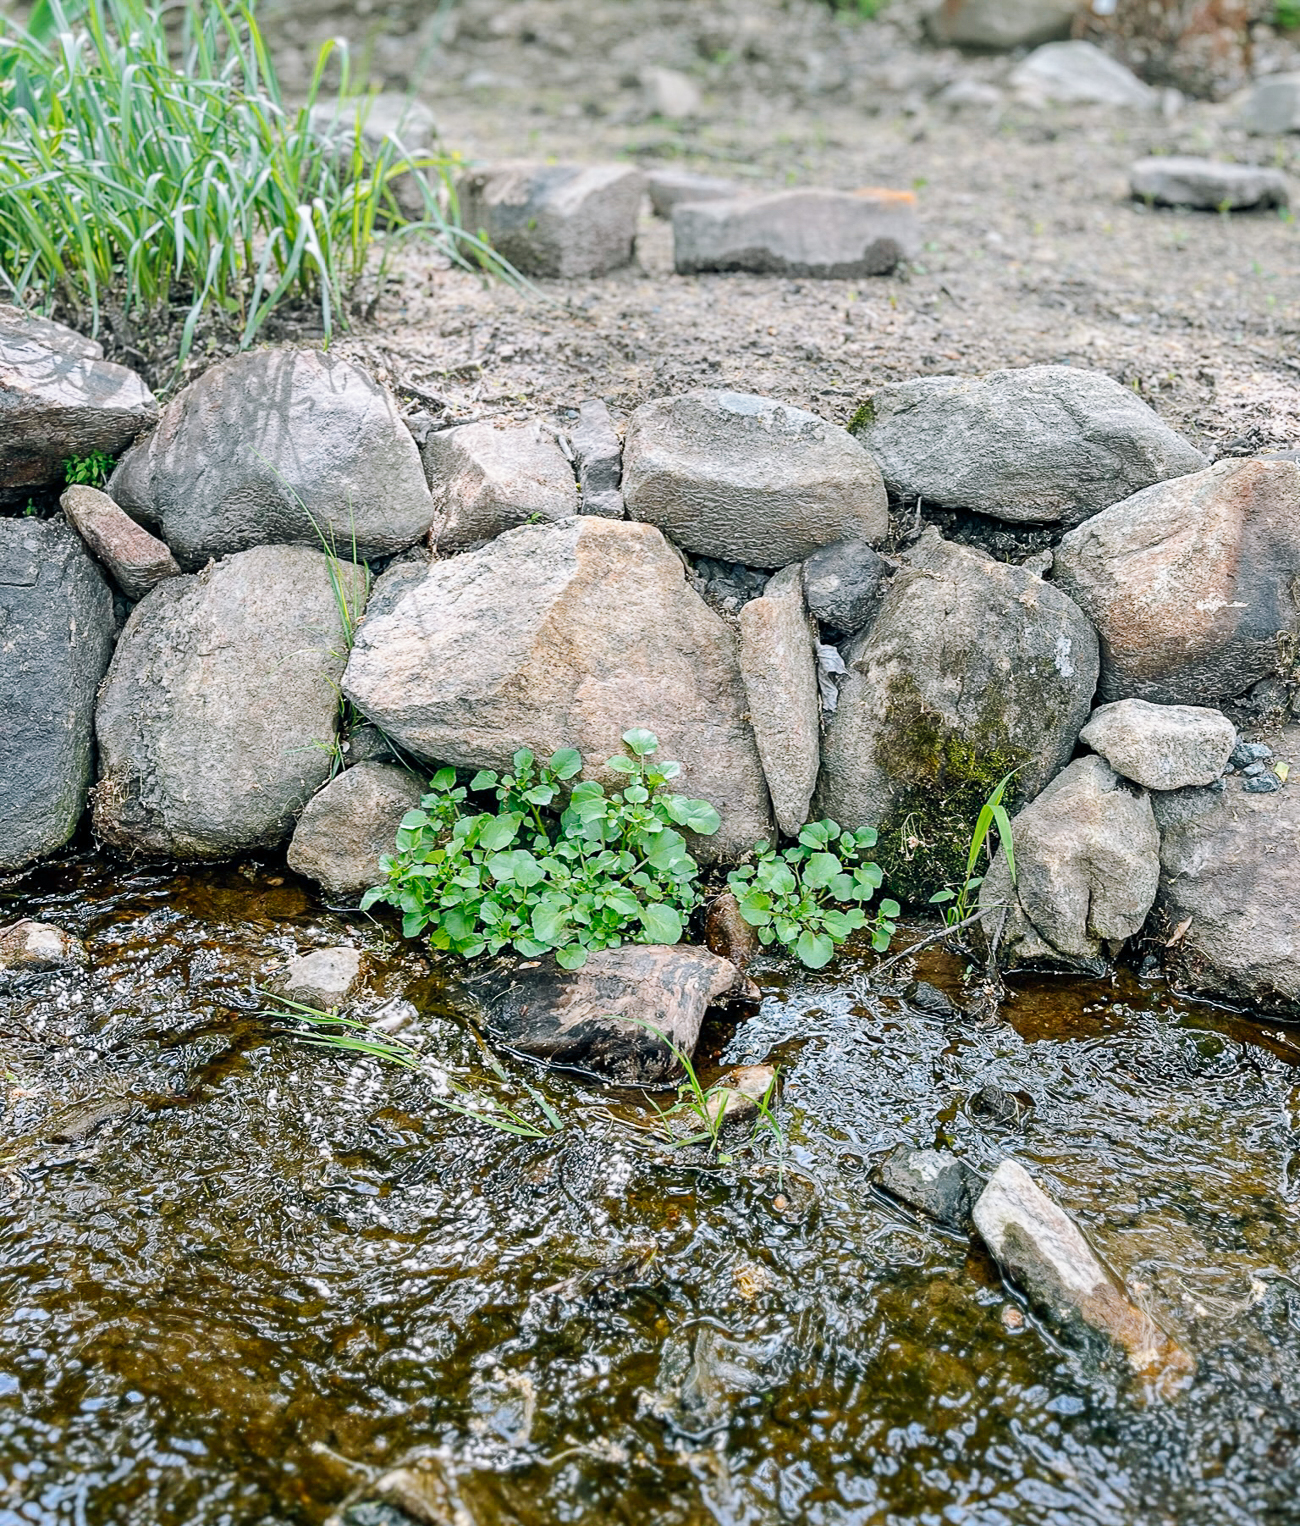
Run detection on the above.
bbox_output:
[1080,699,1236,791]
[277,947,364,1009]
[673,188,919,279]
[1131,156,1289,211]
[646,168,741,218]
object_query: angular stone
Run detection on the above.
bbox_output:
[479,944,758,1084]
[646,168,741,218]
[61,484,181,601]
[738,565,821,836]
[851,365,1206,527]
[974,1160,1193,1392]
[0,920,88,972]
[624,390,887,568]
[673,188,919,279]
[1130,156,1289,211]
[287,761,424,900]
[926,0,1076,49]
[342,517,773,861]
[801,539,889,634]
[879,1144,981,1233]
[423,419,577,552]
[568,399,624,519]
[0,519,115,872]
[456,162,644,278]
[0,315,157,504]
[1153,731,1300,1011]
[1053,458,1300,705]
[94,545,367,858]
[979,755,1160,970]
[277,946,363,1009]
[1079,699,1236,791]
[1010,41,1158,109]
[109,349,432,569]
[815,529,1099,847]
[1240,71,1300,135]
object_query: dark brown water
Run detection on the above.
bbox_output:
[2,852,1299,1526]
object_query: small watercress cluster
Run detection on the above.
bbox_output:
[361,730,721,970]
[727,820,900,969]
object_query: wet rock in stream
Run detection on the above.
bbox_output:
[0,919,88,973]
[878,1144,982,1233]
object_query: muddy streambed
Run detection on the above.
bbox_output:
[1,852,1299,1525]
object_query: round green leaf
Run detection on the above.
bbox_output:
[796,929,835,969]
[639,902,683,944]
[550,748,583,779]
[622,728,659,756]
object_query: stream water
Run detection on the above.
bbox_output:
[2,850,1299,1526]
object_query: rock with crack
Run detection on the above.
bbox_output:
[1079,699,1236,791]
[569,398,624,519]
[1153,729,1300,1012]
[423,419,577,551]
[61,484,181,601]
[1053,458,1300,706]
[673,188,919,279]
[1010,40,1159,109]
[973,1159,1193,1393]
[109,348,433,568]
[979,755,1160,973]
[814,530,1099,880]
[879,1144,982,1233]
[0,307,157,505]
[94,545,368,858]
[1130,156,1289,211]
[623,390,887,568]
[850,365,1206,527]
[287,762,425,899]
[0,518,116,872]
[0,920,88,972]
[276,946,364,1009]
[479,944,758,1084]
[738,565,821,836]
[456,162,645,278]
[926,0,1077,49]
[342,517,774,862]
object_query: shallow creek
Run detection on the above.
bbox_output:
[2,852,1299,1525]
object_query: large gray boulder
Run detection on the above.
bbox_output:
[1079,699,1235,791]
[1009,41,1158,109]
[815,531,1099,891]
[342,517,773,861]
[673,189,920,279]
[0,310,157,505]
[479,944,758,1084]
[1240,72,1300,135]
[424,419,577,552]
[457,162,644,278]
[737,565,821,837]
[624,391,888,568]
[94,545,367,858]
[61,484,181,602]
[1053,458,1300,705]
[926,0,1076,49]
[979,755,1160,971]
[974,1160,1193,1393]
[1153,733,1300,1012]
[109,348,433,569]
[851,366,1206,527]
[0,519,116,872]
[287,761,424,899]
[1130,157,1289,212]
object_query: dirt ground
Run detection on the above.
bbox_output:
[251,0,1300,461]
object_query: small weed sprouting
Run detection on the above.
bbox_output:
[63,450,114,488]
[727,819,900,969]
[927,770,1017,927]
[260,993,561,1138]
[363,729,722,970]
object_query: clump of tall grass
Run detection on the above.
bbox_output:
[0,0,499,369]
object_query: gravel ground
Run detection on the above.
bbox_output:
[278,0,1300,462]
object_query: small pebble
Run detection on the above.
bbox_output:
[1244,774,1282,793]
[1002,1305,1025,1332]
[772,1194,789,1211]
[1243,761,1266,777]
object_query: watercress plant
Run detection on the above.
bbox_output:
[727,820,900,969]
[361,730,721,970]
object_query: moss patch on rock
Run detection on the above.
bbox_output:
[872,673,1027,905]
[847,396,876,435]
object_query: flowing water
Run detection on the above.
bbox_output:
[2,851,1299,1526]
